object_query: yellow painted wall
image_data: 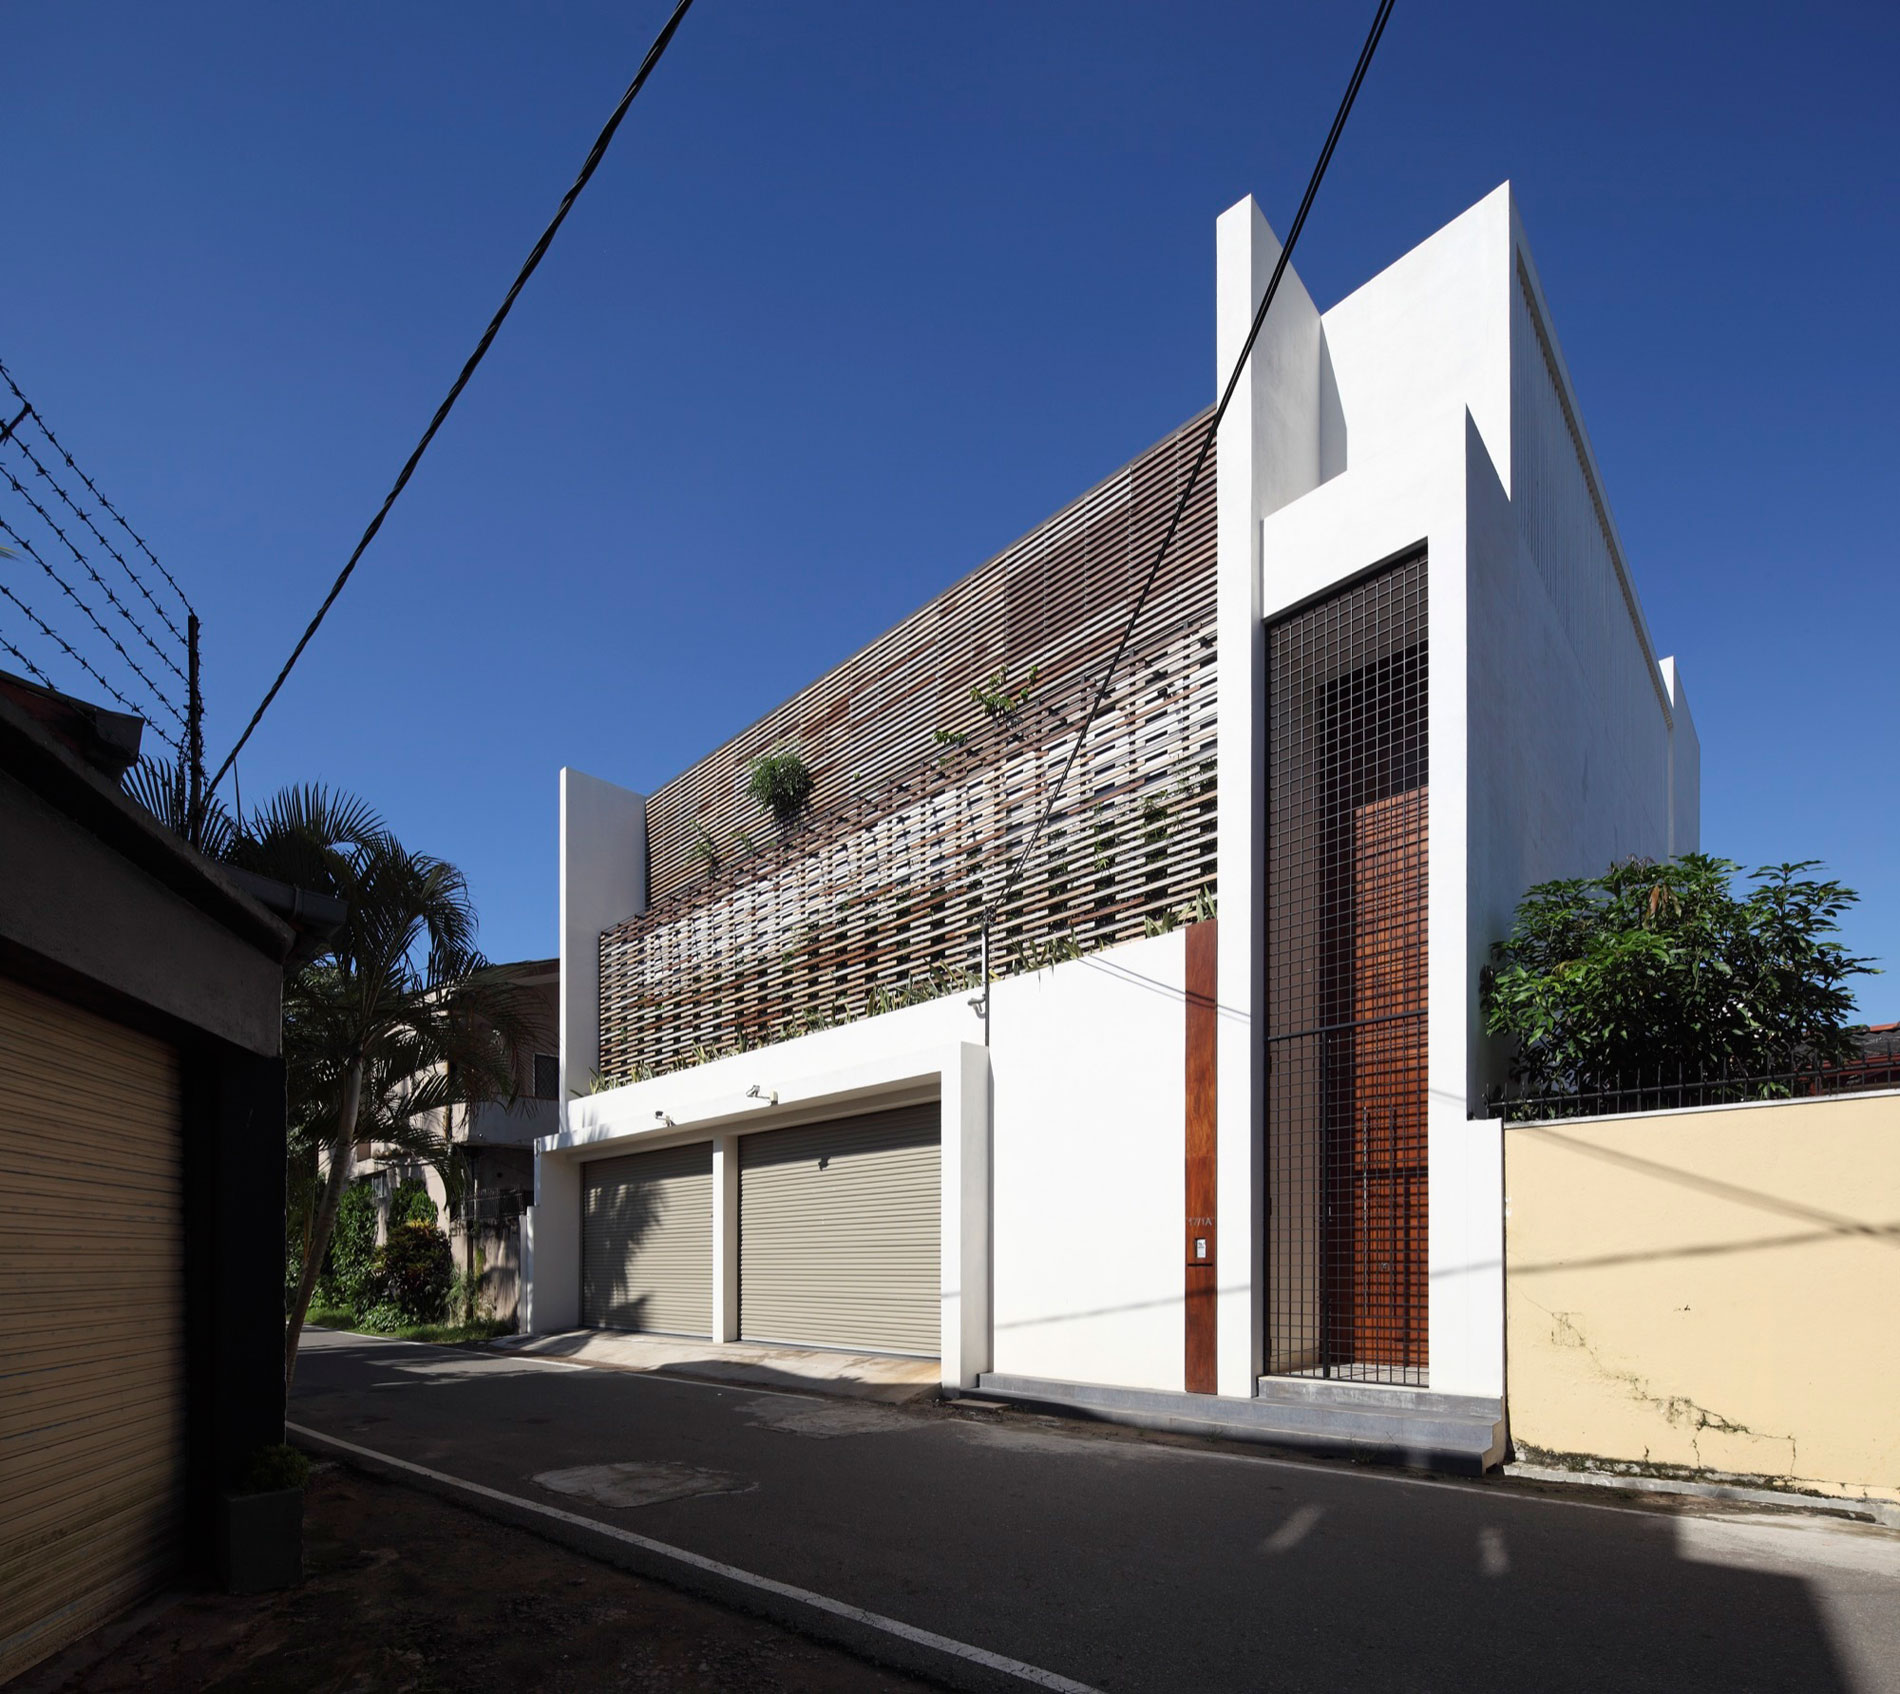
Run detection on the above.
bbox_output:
[1505,1091,1900,1505]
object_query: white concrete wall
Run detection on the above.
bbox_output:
[1213,197,1326,1396]
[1243,182,1692,1400]
[559,767,648,1109]
[989,931,1188,1393]
[530,184,1700,1415]
[1661,656,1701,857]
[527,931,1190,1394]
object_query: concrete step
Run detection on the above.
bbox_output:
[974,1372,1507,1475]
[1254,1375,1503,1422]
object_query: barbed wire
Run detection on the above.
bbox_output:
[0,508,186,730]
[0,570,181,750]
[2,421,187,646]
[0,358,193,616]
[0,453,187,687]
[0,628,55,690]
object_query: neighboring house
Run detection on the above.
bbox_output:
[359,957,558,1324]
[0,673,325,1682]
[525,184,1700,1472]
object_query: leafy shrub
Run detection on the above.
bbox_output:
[388,1177,438,1229]
[318,1181,380,1311]
[747,745,814,824]
[374,1221,453,1323]
[1484,854,1876,1098]
[240,1443,311,1494]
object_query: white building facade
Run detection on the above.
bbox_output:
[525,185,1698,1470]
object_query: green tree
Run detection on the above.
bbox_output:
[1482,854,1876,1103]
[225,787,533,1385]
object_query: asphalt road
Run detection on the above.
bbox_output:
[290,1331,1900,1694]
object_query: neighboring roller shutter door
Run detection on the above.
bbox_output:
[0,975,184,1685]
[581,1142,712,1336]
[739,1103,940,1356]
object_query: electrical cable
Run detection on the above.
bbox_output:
[980,0,1396,956]
[209,0,698,796]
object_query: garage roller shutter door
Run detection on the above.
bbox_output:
[0,975,184,1684]
[581,1142,712,1336]
[740,1102,940,1356]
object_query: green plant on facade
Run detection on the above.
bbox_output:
[970,663,1040,723]
[1014,933,1083,974]
[1143,885,1218,937]
[693,826,721,875]
[1482,854,1876,1104]
[932,726,969,749]
[747,744,815,825]
[865,965,982,1018]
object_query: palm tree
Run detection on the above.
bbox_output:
[224,788,535,1384]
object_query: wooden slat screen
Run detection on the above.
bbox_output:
[599,414,1218,1082]
[643,412,1216,904]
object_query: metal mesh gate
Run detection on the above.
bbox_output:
[1265,554,1428,1385]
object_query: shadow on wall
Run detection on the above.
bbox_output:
[579,1177,659,1333]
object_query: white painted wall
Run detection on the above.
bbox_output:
[526,930,1189,1393]
[528,184,1702,1418]
[522,1150,580,1334]
[1661,656,1701,857]
[559,767,648,1110]
[989,931,1188,1393]
[1213,196,1326,1396]
[1244,182,1694,1400]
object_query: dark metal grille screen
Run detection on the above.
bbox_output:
[1266,553,1428,1385]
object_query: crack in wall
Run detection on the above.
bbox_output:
[1536,1299,1799,1476]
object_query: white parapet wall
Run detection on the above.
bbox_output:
[527,929,1192,1395]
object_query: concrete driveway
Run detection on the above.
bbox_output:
[290,1330,1900,1694]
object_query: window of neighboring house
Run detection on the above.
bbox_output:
[533,1053,559,1101]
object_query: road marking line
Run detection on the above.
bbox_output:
[287,1421,1102,1694]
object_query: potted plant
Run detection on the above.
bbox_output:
[218,1442,309,1594]
[747,744,814,827]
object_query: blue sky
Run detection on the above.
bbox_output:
[5,2,1896,1016]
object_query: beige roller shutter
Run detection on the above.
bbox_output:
[581,1141,712,1336]
[0,975,185,1685]
[740,1102,940,1356]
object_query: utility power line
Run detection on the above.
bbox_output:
[979,0,1397,986]
[211,0,699,797]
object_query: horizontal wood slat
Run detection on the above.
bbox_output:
[599,415,1217,1081]
[642,410,1216,903]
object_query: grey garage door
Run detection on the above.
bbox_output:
[0,975,185,1685]
[581,1142,712,1336]
[739,1102,940,1356]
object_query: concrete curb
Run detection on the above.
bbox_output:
[1504,1463,1900,1530]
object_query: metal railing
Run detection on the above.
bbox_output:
[1484,1032,1900,1123]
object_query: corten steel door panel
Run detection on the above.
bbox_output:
[1265,552,1429,1386]
[0,975,185,1683]
[581,1142,713,1337]
[739,1103,940,1357]
[1345,788,1428,1369]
